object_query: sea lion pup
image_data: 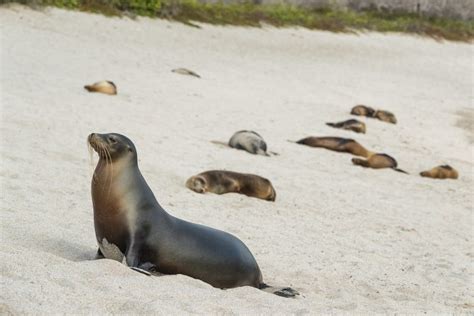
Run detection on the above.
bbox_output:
[374,110,397,124]
[420,165,459,179]
[295,137,373,158]
[171,68,200,78]
[326,119,366,134]
[351,153,408,173]
[88,133,296,297]
[350,105,375,117]
[186,170,276,202]
[84,81,117,95]
[228,130,273,156]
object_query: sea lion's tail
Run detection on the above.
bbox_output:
[393,168,409,174]
[259,283,299,298]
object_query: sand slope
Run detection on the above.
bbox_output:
[0,5,473,314]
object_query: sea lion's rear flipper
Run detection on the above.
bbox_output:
[393,168,409,174]
[326,122,341,128]
[259,283,299,298]
[269,151,279,156]
[210,140,229,147]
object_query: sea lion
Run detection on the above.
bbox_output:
[326,119,366,134]
[228,130,273,156]
[352,153,408,173]
[171,68,200,78]
[186,170,276,201]
[84,81,117,95]
[374,110,397,124]
[295,137,373,158]
[420,165,458,179]
[351,105,375,117]
[88,133,296,297]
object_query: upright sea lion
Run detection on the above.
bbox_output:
[88,133,296,296]
[186,170,276,201]
[420,165,458,179]
[352,153,408,173]
[84,81,117,95]
[228,130,273,156]
[295,137,373,158]
[326,119,366,134]
[351,105,375,117]
[171,68,201,78]
[374,110,397,124]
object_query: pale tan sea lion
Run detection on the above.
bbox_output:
[420,165,458,179]
[186,170,276,201]
[84,81,117,95]
[172,68,200,78]
[295,137,374,157]
[326,119,366,134]
[88,133,296,297]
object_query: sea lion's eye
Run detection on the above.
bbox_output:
[109,137,117,144]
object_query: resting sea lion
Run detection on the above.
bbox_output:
[352,153,408,173]
[228,130,273,156]
[420,165,458,179]
[84,81,117,95]
[326,119,366,134]
[172,68,200,78]
[374,110,397,124]
[88,133,296,297]
[351,105,375,117]
[186,170,276,201]
[295,137,373,158]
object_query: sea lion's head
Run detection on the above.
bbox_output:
[185,176,207,193]
[88,133,137,163]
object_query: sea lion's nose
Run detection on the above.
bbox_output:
[88,133,96,143]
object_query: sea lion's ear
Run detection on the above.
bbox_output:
[128,146,133,153]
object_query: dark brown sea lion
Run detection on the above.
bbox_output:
[84,81,117,95]
[295,137,373,158]
[326,119,366,134]
[350,105,375,117]
[374,110,397,124]
[186,170,276,201]
[352,153,408,173]
[420,165,458,179]
[88,133,296,297]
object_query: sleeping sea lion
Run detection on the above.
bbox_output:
[186,170,276,201]
[420,165,458,179]
[295,137,373,158]
[172,68,201,78]
[352,153,408,173]
[326,119,366,134]
[350,105,375,117]
[84,81,117,95]
[228,130,273,156]
[88,133,296,296]
[374,110,397,124]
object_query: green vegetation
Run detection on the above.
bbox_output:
[3,0,473,41]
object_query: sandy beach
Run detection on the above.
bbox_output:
[0,4,473,314]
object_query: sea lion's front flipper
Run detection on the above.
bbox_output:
[130,262,159,276]
[259,283,300,298]
[94,248,105,259]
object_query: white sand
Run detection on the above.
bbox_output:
[1,4,473,314]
